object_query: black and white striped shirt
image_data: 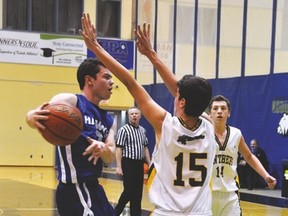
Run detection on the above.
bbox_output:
[116,123,148,160]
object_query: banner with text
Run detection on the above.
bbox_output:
[0,30,86,67]
[87,38,135,70]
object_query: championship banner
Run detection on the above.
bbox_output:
[0,30,86,67]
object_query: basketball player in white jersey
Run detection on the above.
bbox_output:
[208,95,276,216]
[81,14,216,216]
[133,23,276,216]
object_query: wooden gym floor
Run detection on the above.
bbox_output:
[0,166,287,216]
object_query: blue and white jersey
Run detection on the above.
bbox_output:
[56,94,114,184]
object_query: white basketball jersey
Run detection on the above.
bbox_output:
[147,113,216,215]
[212,125,242,192]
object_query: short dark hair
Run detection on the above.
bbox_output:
[77,58,106,90]
[177,75,212,117]
[208,95,231,112]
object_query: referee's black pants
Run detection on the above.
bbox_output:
[115,157,144,216]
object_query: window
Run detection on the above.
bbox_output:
[3,0,83,35]
[169,6,216,45]
[96,0,121,38]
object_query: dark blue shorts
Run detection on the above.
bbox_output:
[56,181,115,216]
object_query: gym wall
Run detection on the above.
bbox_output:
[0,62,133,166]
[1,0,288,185]
[136,0,288,189]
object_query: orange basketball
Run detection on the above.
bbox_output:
[40,103,83,146]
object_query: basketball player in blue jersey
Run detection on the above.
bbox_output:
[80,13,216,216]
[26,58,116,216]
[133,23,277,216]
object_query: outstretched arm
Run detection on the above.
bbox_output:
[79,13,166,137]
[135,23,178,97]
[135,23,212,126]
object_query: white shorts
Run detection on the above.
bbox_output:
[212,190,241,216]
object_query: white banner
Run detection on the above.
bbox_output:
[0,30,86,67]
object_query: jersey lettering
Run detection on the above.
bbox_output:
[174,152,207,187]
[213,154,233,166]
[216,165,224,178]
[177,134,205,145]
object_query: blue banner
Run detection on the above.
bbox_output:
[87,38,134,70]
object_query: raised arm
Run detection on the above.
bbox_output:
[135,23,178,97]
[79,13,166,136]
[135,23,211,124]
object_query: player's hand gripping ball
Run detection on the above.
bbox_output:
[40,103,83,146]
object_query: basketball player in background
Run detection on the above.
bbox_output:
[134,23,277,216]
[26,58,116,216]
[208,95,276,215]
[80,13,216,215]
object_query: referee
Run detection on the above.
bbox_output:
[115,107,151,216]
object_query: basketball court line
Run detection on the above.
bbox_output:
[0,167,287,216]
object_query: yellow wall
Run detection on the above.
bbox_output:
[0,0,135,166]
[84,0,96,22]
[0,63,133,166]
